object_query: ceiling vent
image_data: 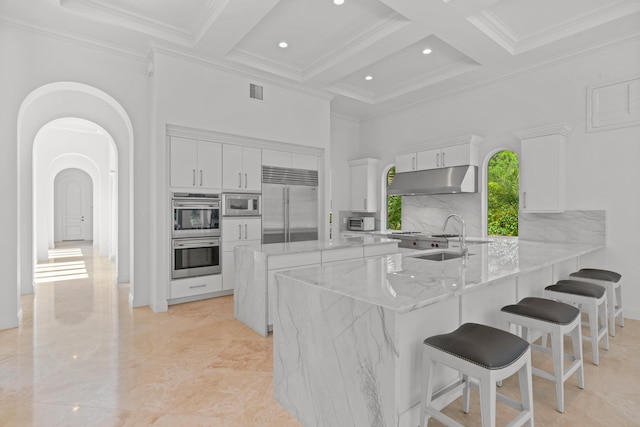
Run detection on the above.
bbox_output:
[250,83,263,100]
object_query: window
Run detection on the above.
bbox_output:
[487,151,519,236]
[387,166,401,230]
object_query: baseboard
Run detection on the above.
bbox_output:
[623,306,640,320]
[150,299,169,313]
[167,289,233,306]
[0,310,20,330]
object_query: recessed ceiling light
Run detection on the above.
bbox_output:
[422,48,432,55]
[365,75,373,81]
[334,0,344,4]
[278,41,288,48]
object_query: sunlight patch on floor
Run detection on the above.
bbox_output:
[35,248,88,283]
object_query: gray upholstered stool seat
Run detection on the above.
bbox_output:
[545,280,609,365]
[569,268,624,336]
[501,298,584,413]
[420,323,534,426]
[546,280,605,299]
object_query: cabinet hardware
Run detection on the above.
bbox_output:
[200,170,203,186]
[523,192,527,209]
[442,152,446,167]
[412,156,416,171]
[364,198,367,210]
[238,224,242,239]
[244,224,248,239]
[189,284,206,289]
[193,169,196,186]
[437,152,440,168]
[238,172,242,188]
[245,173,248,188]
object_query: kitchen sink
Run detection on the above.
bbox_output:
[412,251,472,261]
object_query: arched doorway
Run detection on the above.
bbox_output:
[17,82,134,305]
[486,150,519,236]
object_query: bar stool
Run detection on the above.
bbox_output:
[569,268,623,336]
[420,322,534,427]
[500,297,584,413]
[544,280,609,365]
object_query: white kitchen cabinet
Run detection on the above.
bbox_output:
[222,145,261,192]
[395,136,481,173]
[262,149,317,170]
[222,217,261,290]
[170,136,222,189]
[349,158,379,212]
[515,123,572,213]
[395,152,417,173]
[170,274,222,299]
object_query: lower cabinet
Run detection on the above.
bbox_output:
[170,274,222,299]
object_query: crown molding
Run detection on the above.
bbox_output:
[468,0,640,56]
[225,48,304,82]
[398,134,484,154]
[0,16,146,61]
[330,112,361,124]
[166,124,324,156]
[512,123,573,140]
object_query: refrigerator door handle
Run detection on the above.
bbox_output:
[286,187,291,243]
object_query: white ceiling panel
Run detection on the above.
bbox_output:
[1,0,637,119]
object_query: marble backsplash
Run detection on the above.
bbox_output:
[402,193,482,236]
[518,210,605,245]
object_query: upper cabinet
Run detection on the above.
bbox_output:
[170,136,222,190]
[349,158,379,213]
[262,149,318,171]
[222,145,261,192]
[514,123,572,213]
[395,135,481,173]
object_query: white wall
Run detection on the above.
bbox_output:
[148,51,332,311]
[353,39,640,318]
[329,114,361,237]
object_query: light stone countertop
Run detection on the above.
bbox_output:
[255,235,398,256]
[276,238,603,314]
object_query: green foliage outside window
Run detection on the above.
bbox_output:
[487,151,519,236]
[387,167,402,230]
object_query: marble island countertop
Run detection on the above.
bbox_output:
[276,238,604,314]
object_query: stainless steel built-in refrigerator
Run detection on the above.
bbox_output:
[262,166,319,244]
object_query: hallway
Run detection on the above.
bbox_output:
[0,242,298,426]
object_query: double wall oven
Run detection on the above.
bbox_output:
[171,193,221,279]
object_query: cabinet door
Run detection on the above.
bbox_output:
[222,145,244,190]
[222,251,235,291]
[416,148,441,170]
[244,218,262,241]
[222,218,243,243]
[441,144,470,168]
[521,136,563,212]
[170,137,198,188]
[243,147,262,192]
[350,164,368,211]
[395,153,416,173]
[197,141,222,189]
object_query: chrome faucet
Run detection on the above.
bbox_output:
[442,213,467,255]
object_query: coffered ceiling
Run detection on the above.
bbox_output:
[2,0,639,119]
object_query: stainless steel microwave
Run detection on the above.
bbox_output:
[347,217,375,231]
[222,193,261,216]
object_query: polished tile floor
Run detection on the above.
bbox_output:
[1,242,638,426]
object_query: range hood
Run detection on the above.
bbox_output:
[387,165,478,196]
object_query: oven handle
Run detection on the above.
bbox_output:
[173,201,220,208]
[173,239,220,249]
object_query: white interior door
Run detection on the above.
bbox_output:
[56,169,93,241]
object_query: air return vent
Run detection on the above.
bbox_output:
[250,83,263,100]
